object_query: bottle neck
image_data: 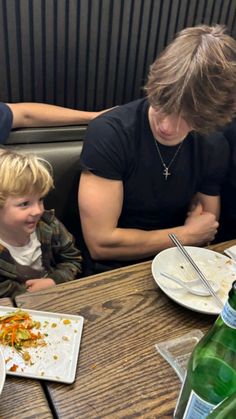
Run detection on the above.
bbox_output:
[227,281,236,310]
[221,282,236,329]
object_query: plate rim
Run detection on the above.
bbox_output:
[0,346,6,394]
[151,246,235,315]
[0,306,84,384]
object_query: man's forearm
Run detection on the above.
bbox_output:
[84,206,219,261]
[84,224,194,261]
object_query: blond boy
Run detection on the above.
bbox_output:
[0,149,82,298]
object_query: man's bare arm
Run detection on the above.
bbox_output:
[78,172,219,261]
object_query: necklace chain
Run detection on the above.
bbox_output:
[154,139,184,180]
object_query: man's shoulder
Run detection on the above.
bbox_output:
[81,98,149,177]
[222,118,236,145]
[188,131,229,165]
[192,130,227,148]
[88,98,148,130]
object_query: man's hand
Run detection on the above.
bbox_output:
[25,278,56,293]
[184,202,219,245]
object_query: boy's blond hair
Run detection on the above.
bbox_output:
[145,24,236,134]
[0,149,54,207]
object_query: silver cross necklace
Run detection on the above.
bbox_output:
[154,139,184,180]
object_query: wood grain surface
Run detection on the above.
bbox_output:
[0,298,53,418]
[207,239,236,254]
[15,254,221,419]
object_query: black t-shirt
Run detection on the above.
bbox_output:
[80,99,229,232]
[217,118,236,241]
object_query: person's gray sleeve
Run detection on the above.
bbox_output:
[0,103,13,144]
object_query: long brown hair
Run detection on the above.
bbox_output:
[145,25,236,134]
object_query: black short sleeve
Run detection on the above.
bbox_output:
[80,101,144,180]
[0,103,13,144]
[198,132,230,196]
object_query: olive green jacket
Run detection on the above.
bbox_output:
[0,210,82,298]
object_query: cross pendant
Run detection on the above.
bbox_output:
[163,167,171,180]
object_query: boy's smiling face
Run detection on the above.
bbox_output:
[0,193,44,246]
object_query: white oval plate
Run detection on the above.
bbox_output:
[152,246,236,315]
[0,347,6,394]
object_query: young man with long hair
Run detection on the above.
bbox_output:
[79,25,236,273]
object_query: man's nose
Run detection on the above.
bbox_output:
[160,117,174,132]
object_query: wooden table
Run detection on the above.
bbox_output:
[18,262,191,418]
[11,240,234,418]
[0,298,53,419]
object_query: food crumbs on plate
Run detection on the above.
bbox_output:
[22,351,31,362]
[0,308,83,383]
[0,309,47,354]
[63,319,71,325]
[9,364,18,372]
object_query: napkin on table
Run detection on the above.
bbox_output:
[224,245,236,261]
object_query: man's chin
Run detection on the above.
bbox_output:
[157,136,183,146]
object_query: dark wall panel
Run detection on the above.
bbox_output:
[0,0,236,110]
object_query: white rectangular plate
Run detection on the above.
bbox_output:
[0,306,84,384]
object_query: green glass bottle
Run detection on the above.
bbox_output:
[206,392,236,418]
[174,281,236,419]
